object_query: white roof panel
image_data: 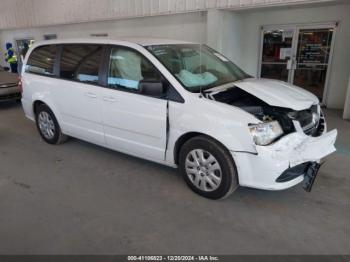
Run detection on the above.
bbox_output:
[31,37,196,48]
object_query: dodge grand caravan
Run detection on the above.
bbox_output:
[21,38,337,199]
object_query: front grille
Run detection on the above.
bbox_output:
[289,105,322,136]
[298,113,314,128]
[312,111,325,137]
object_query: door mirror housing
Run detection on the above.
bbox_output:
[139,80,164,97]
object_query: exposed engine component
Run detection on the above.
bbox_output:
[206,87,324,137]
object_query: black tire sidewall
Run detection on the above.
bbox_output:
[35,104,61,144]
[179,136,238,200]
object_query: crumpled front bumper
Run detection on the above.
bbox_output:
[232,129,337,190]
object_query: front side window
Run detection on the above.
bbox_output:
[146,44,250,92]
[60,44,103,84]
[25,45,58,75]
[108,47,161,91]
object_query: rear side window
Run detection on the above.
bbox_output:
[25,45,58,75]
[60,44,103,84]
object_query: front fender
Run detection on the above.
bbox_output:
[167,95,259,165]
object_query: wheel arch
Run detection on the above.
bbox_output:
[32,99,68,144]
[173,132,235,166]
[32,99,63,127]
[33,100,45,116]
[175,131,240,198]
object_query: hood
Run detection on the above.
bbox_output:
[234,78,319,111]
[0,71,18,88]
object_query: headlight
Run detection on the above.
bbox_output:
[249,121,284,146]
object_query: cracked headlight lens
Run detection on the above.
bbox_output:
[249,121,284,146]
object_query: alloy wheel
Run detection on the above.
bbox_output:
[185,149,222,192]
[38,111,56,140]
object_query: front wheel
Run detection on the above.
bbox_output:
[179,136,238,200]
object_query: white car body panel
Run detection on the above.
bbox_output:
[234,129,337,190]
[101,87,168,161]
[235,78,319,111]
[21,38,337,192]
[53,78,105,145]
[256,129,337,167]
[164,94,260,165]
[22,73,62,122]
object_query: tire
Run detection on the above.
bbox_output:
[179,136,238,200]
[35,104,68,145]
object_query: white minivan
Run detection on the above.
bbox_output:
[21,38,337,199]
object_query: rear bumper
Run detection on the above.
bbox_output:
[232,129,337,190]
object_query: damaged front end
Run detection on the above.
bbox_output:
[208,87,326,139]
[206,84,337,191]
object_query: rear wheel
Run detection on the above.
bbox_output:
[35,104,67,144]
[179,136,238,200]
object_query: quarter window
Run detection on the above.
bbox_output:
[60,44,103,84]
[25,45,58,75]
[108,47,161,91]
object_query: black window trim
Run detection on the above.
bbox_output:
[57,43,106,86]
[25,44,59,77]
[25,44,108,89]
[24,43,184,103]
[54,45,62,76]
[101,44,184,103]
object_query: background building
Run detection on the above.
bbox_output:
[1,0,349,109]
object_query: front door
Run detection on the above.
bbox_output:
[259,24,335,103]
[101,46,168,161]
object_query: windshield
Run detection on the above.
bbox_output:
[146,44,249,92]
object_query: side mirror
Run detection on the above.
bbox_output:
[139,80,164,97]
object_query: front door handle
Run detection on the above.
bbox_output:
[85,92,97,98]
[103,96,116,102]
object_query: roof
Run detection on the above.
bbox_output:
[30,37,196,48]
[120,37,195,46]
